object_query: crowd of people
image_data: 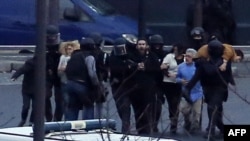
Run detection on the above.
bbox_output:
[11,24,244,140]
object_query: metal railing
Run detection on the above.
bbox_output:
[2,44,250,64]
[0,45,36,50]
[0,45,250,73]
[1,45,250,49]
[1,45,250,55]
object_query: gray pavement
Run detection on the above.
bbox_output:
[0,71,250,141]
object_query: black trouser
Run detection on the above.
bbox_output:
[111,83,132,133]
[130,84,157,134]
[46,83,63,121]
[153,85,164,132]
[203,86,227,133]
[162,82,182,132]
[21,93,34,123]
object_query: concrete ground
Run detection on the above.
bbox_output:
[0,73,250,141]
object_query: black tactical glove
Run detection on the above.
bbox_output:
[96,84,106,103]
[182,87,193,105]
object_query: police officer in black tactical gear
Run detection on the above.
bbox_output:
[183,39,231,139]
[109,38,135,133]
[148,34,168,132]
[189,27,207,50]
[65,38,101,120]
[11,57,36,126]
[88,32,110,83]
[88,32,110,118]
[45,25,63,121]
[149,34,168,60]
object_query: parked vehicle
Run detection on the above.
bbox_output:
[0,0,140,45]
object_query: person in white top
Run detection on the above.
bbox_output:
[57,40,80,115]
[160,43,186,134]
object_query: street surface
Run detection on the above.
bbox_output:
[0,64,250,141]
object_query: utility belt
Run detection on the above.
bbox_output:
[69,79,87,86]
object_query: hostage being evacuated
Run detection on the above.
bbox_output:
[57,40,80,115]
[128,38,161,134]
[64,38,102,120]
[183,39,231,139]
[197,35,243,86]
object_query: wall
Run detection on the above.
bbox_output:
[106,0,250,45]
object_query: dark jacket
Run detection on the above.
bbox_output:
[109,53,134,87]
[66,50,102,103]
[65,50,92,86]
[11,58,35,94]
[150,49,168,85]
[129,51,161,86]
[186,58,231,102]
[196,58,231,87]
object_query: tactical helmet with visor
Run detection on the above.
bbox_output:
[113,38,127,56]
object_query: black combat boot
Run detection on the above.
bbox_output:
[170,118,178,134]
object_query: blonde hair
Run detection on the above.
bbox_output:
[59,40,80,55]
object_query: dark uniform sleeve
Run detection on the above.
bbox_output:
[110,56,131,73]
[11,58,34,79]
[144,52,161,72]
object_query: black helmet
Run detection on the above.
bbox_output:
[207,39,224,59]
[113,37,127,56]
[88,32,103,47]
[149,34,164,45]
[190,27,204,40]
[80,37,95,51]
[46,25,60,45]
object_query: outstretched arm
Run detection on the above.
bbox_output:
[186,64,201,90]
[11,59,34,80]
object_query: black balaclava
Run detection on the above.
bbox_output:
[46,25,60,53]
[149,34,164,56]
[80,38,96,52]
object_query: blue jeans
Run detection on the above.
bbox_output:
[61,83,69,115]
[64,80,94,120]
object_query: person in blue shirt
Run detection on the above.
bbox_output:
[176,48,203,133]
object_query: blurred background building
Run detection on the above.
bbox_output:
[106,0,250,45]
